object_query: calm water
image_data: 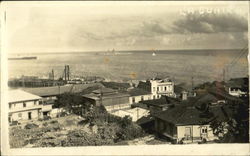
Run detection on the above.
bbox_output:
[8,49,249,85]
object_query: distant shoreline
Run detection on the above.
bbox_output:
[8,48,247,56]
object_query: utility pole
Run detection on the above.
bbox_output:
[191,76,194,90]
[223,68,226,82]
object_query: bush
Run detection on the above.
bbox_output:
[9,121,19,126]
[50,120,58,124]
[43,116,52,121]
[78,120,89,126]
[24,123,39,129]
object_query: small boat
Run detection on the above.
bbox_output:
[8,56,37,60]
[152,52,156,56]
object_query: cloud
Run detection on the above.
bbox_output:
[173,12,248,34]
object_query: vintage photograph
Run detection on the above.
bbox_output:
[2,1,249,152]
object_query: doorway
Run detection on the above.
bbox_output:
[28,112,32,120]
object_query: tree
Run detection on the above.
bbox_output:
[55,92,92,116]
[210,101,249,143]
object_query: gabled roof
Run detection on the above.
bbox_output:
[23,83,104,97]
[127,88,151,96]
[9,89,42,103]
[154,105,228,126]
[92,87,116,94]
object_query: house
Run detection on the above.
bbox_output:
[111,107,149,122]
[140,96,179,114]
[82,87,130,112]
[8,90,53,123]
[23,83,104,105]
[226,77,249,98]
[127,88,154,104]
[153,105,228,144]
[138,77,175,99]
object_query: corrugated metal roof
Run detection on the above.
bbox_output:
[22,83,104,97]
[9,89,42,103]
[127,88,151,96]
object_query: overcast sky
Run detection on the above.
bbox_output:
[3,1,249,53]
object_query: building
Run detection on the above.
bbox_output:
[8,90,53,123]
[82,87,130,112]
[140,96,179,114]
[153,105,228,144]
[138,77,175,99]
[23,83,104,105]
[111,107,149,122]
[226,77,249,98]
[127,88,154,104]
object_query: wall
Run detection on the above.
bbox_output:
[177,125,215,142]
[102,96,129,106]
[10,109,40,121]
[129,94,153,104]
[9,100,39,110]
[150,80,174,96]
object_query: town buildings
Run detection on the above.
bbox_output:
[8,90,53,123]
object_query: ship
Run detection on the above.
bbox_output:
[8,56,37,60]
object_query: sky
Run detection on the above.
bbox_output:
[3,1,249,53]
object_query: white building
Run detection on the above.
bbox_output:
[111,107,149,122]
[138,77,175,99]
[8,90,53,123]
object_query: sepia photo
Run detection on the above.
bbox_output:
[1,1,249,155]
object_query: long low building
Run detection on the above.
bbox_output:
[8,90,53,122]
[22,83,104,104]
[82,88,130,112]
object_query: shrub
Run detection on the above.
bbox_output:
[43,116,52,121]
[78,120,89,126]
[24,123,39,129]
[50,120,58,124]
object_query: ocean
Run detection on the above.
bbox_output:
[8,49,249,86]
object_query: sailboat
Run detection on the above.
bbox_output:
[152,49,156,56]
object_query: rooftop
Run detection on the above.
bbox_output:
[9,89,42,103]
[154,105,228,126]
[141,96,180,107]
[23,83,104,97]
[126,88,151,96]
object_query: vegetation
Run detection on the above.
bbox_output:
[210,101,249,143]
[10,92,145,148]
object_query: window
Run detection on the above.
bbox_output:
[153,87,155,92]
[9,104,11,109]
[18,113,22,120]
[132,97,135,103]
[141,96,144,101]
[157,87,159,91]
[23,102,26,108]
[201,127,208,134]
[39,101,43,104]
[153,95,155,99]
